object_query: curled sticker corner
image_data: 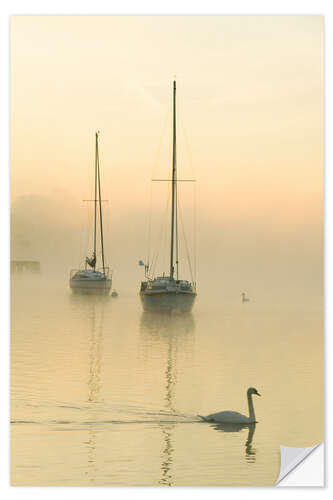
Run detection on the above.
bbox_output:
[275,443,323,486]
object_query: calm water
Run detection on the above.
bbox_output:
[11,274,323,486]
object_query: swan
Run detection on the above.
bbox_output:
[199,387,261,424]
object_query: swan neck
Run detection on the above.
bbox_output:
[247,393,256,422]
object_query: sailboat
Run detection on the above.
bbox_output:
[139,81,197,312]
[70,131,112,295]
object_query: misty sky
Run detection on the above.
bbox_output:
[11,16,323,305]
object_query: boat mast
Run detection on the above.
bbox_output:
[170,80,178,280]
[96,132,106,273]
[93,132,98,271]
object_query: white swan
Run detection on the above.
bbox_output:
[199,387,261,424]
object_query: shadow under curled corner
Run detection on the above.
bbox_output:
[275,443,324,486]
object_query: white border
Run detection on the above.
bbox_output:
[1,1,331,498]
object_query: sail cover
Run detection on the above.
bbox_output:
[86,253,96,268]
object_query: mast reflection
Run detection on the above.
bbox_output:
[88,303,104,403]
[139,311,195,486]
[80,298,104,484]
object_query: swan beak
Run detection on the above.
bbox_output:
[256,392,261,397]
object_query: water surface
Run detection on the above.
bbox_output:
[11,274,323,485]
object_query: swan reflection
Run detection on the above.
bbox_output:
[209,422,257,463]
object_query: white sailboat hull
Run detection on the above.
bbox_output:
[140,290,196,312]
[70,278,112,295]
[70,270,112,295]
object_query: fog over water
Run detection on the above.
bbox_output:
[11,187,322,308]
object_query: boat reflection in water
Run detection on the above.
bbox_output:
[140,311,195,486]
[208,422,257,463]
[87,303,104,404]
[87,300,105,483]
[140,310,195,338]
[68,296,106,483]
